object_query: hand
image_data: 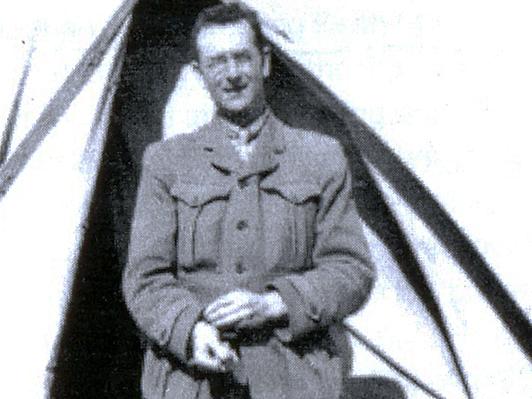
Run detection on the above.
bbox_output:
[190,320,238,372]
[203,289,288,330]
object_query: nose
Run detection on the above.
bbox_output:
[225,58,242,81]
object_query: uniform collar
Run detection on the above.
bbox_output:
[197,109,286,178]
[217,108,271,144]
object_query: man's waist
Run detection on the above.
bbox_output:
[220,326,276,346]
[220,324,331,348]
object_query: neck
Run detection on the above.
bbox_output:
[218,102,266,128]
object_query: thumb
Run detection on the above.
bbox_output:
[210,340,238,367]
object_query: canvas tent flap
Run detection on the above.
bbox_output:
[0,1,132,396]
[347,227,468,399]
[369,167,532,398]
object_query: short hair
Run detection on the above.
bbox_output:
[190,2,267,61]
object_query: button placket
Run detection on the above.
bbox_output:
[226,174,259,274]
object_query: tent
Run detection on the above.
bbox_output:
[0,1,529,397]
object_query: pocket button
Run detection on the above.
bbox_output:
[238,179,248,189]
[236,220,248,230]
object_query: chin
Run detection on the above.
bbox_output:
[219,101,253,115]
[216,94,264,121]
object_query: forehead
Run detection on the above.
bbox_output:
[196,20,256,58]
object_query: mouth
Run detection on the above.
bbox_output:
[222,83,248,95]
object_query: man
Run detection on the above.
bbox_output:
[123,3,374,399]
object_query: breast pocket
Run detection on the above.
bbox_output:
[170,182,231,271]
[261,181,321,271]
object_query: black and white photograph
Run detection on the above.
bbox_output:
[0,1,530,398]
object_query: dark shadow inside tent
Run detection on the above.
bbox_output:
[49,1,217,397]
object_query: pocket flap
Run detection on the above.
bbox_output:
[261,181,320,204]
[170,182,231,207]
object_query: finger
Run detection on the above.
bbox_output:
[204,299,232,317]
[204,293,241,316]
[208,303,253,323]
[204,290,251,316]
[193,343,238,373]
[190,351,226,372]
[211,308,254,328]
[205,302,244,323]
[210,340,239,368]
[204,304,235,323]
[220,347,239,370]
[205,297,254,322]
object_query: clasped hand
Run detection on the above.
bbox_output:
[190,290,287,373]
[204,289,287,329]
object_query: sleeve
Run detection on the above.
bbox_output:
[122,145,203,362]
[268,144,375,342]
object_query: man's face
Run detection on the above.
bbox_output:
[195,20,270,116]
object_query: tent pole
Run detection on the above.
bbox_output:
[0,46,34,167]
[0,0,138,200]
[345,323,447,399]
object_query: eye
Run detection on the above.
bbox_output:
[234,51,252,63]
[207,55,227,70]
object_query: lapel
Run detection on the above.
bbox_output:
[195,116,241,174]
[195,112,287,179]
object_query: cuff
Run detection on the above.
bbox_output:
[267,278,321,342]
[167,303,204,362]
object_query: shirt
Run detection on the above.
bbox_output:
[222,109,270,162]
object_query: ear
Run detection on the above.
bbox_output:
[191,59,208,86]
[261,46,271,78]
[191,59,201,75]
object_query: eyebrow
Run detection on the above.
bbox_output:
[206,49,252,61]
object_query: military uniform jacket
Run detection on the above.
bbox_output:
[123,113,375,399]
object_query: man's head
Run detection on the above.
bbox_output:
[191,3,271,123]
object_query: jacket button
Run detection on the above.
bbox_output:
[238,179,248,189]
[235,262,245,274]
[236,220,248,230]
